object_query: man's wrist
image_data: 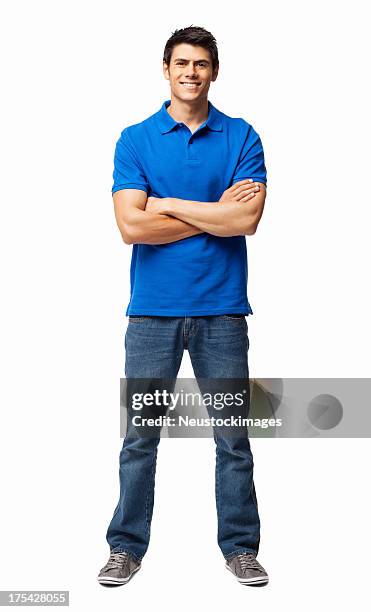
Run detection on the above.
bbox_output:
[161,197,175,215]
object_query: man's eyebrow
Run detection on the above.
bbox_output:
[173,57,210,64]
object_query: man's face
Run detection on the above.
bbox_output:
[163,43,218,103]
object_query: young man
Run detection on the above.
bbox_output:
[98,26,269,587]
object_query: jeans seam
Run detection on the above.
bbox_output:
[145,446,157,537]
[215,433,221,542]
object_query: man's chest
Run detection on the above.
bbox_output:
[138,128,243,201]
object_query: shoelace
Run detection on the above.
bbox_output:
[105,551,129,570]
[237,553,263,572]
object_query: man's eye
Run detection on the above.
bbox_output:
[175,62,206,67]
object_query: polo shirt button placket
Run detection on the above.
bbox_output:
[187,136,198,161]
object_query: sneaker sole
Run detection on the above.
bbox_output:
[225,562,269,585]
[97,564,141,585]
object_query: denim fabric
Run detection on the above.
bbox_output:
[106,316,260,560]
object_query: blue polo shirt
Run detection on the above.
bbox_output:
[112,99,267,316]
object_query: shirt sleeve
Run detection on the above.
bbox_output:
[111,128,150,194]
[232,124,267,187]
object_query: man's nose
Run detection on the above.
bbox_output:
[185,65,198,77]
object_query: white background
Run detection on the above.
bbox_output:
[1,0,370,609]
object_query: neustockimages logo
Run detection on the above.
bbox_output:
[131,389,246,411]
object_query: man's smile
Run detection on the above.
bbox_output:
[179,82,201,88]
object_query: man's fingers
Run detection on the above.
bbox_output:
[233,185,260,199]
[228,181,260,197]
[220,179,261,203]
[240,192,257,202]
[229,178,256,192]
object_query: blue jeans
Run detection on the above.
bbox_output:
[106,315,260,562]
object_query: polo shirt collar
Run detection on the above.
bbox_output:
[156,99,223,134]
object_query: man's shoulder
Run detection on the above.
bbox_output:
[117,107,160,143]
[213,105,261,143]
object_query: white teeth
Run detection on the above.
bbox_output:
[181,83,200,88]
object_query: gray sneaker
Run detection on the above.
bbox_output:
[225,552,269,586]
[97,551,141,586]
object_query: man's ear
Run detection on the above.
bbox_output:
[212,65,219,82]
[163,62,170,81]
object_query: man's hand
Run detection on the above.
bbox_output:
[219,179,261,203]
[145,196,168,215]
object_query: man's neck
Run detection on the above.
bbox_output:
[166,97,209,132]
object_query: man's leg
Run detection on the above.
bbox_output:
[105,316,184,561]
[187,315,260,559]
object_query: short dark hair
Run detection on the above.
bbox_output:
[163,26,219,70]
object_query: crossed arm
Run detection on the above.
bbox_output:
[113,179,266,245]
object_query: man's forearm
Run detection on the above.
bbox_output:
[161,198,259,237]
[125,209,203,245]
